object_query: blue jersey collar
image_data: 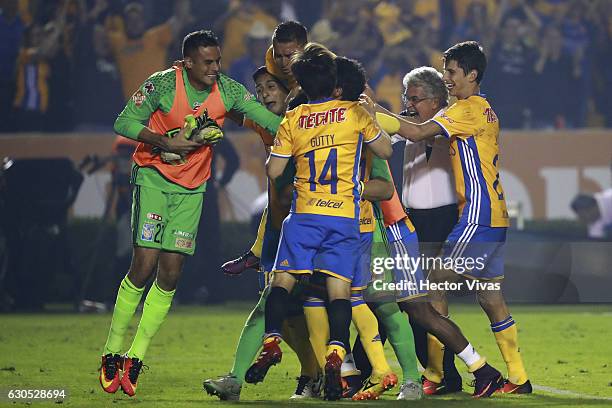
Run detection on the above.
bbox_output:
[308,97,335,104]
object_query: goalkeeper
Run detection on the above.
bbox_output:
[98,30,281,397]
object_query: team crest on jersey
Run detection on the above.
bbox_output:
[484,107,498,123]
[143,81,155,94]
[133,90,146,107]
[192,101,201,111]
[141,223,155,241]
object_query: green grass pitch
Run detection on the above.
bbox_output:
[1,303,611,407]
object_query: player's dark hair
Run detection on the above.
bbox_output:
[252,66,289,93]
[443,41,487,84]
[287,91,308,110]
[290,42,336,101]
[182,30,220,58]
[571,194,597,212]
[335,57,366,102]
[273,21,308,45]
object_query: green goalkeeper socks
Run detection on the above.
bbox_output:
[230,289,267,384]
[376,302,420,382]
[127,280,175,360]
[103,276,145,355]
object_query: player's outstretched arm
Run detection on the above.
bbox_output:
[359,94,441,143]
[366,130,393,159]
[266,155,290,180]
[362,177,394,202]
[376,112,441,143]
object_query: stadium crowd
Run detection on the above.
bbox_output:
[0,0,610,133]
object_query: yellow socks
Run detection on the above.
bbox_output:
[303,299,329,369]
[249,208,267,258]
[282,315,321,379]
[423,334,445,382]
[352,302,392,377]
[327,342,347,361]
[492,316,528,384]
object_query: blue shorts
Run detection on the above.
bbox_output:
[274,213,360,283]
[351,232,373,291]
[441,222,506,280]
[386,221,428,301]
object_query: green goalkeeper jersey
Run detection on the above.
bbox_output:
[114,67,282,193]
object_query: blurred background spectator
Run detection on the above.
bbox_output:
[228,21,271,94]
[0,0,610,308]
[0,0,610,132]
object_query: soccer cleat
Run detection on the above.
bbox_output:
[352,372,398,400]
[120,356,144,397]
[290,375,322,399]
[323,350,344,401]
[221,250,260,276]
[245,337,282,384]
[422,375,441,395]
[203,374,242,401]
[472,363,504,398]
[341,374,362,399]
[422,375,463,395]
[99,353,122,393]
[397,379,424,400]
[497,379,533,394]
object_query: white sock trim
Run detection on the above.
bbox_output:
[341,353,360,376]
[457,343,481,367]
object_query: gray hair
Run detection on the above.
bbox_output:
[402,66,448,108]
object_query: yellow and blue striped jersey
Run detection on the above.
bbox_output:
[271,98,382,219]
[432,95,509,227]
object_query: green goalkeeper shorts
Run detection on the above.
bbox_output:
[131,184,203,256]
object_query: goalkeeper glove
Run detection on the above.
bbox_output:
[190,110,224,145]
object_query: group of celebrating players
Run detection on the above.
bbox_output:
[97,18,532,402]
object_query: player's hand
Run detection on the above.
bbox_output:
[359,93,377,117]
[190,111,224,146]
[163,129,201,155]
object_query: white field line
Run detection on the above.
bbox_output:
[396,361,612,401]
[532,384,612,401]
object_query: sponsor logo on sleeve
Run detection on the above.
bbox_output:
[143,81,155,95]
[141,223,155,241]
[133,90,146,107]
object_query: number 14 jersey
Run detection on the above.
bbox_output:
[271,98,382,219]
